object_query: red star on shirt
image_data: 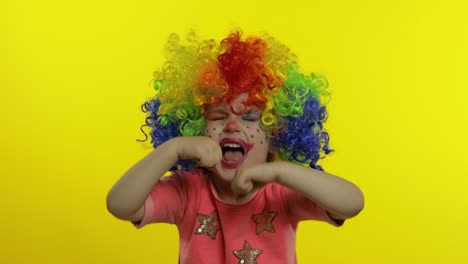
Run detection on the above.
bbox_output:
[251,208,277,235]
[194,210,221,240]
[233,240,263,264]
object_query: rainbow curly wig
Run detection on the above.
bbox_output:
[140,31,333,171]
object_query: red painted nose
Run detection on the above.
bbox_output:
[224,120,239,132]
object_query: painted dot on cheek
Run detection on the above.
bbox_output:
[251,134,254,138]
[257,129,259,133]
[212,128,216,131]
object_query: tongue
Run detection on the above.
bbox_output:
[223,150,243,162]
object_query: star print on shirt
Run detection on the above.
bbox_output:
[233,240,263,264]
[251,208,278,235]
[194,210,221,240]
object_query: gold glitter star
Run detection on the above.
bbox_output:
[233,240,263,264]
[194,210,221,240]
[251,208,277,235]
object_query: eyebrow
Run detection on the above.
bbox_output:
[206,108,228,114]
[242,107,261,115]
[206,104,261,115]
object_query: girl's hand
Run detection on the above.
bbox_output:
[231,163,281,195]
[174,136,222,168]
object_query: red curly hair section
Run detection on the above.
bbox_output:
[215,32,281,111]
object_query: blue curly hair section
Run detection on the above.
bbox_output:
[139,99,200,171]
[272,97,333,171]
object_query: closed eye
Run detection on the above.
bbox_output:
[206,112,228,121]
[241,112,260,121]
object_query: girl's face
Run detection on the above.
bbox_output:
[204,93,270,182]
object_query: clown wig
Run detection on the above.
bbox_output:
[140,31,333,171]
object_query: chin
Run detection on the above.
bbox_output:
[215,167,237,182]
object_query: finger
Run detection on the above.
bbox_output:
[205,162,221,174]
[198,150,222,168]
[213,163,223,176]
[203,144,222,167]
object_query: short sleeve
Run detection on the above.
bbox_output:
[134,172,187,228]
[281,186,344,227]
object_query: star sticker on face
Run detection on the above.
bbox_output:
[232,240,263,264]
[251,208,278,235]
[194,210,221,240]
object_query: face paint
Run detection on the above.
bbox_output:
[204,93,270,181]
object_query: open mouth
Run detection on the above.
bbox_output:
[222,143,245,161]
[219,138,252,169]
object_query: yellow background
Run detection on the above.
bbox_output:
[2,0,468,263]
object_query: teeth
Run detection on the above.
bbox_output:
[223,143,241,148]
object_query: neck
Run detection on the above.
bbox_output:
[209,173,256,205]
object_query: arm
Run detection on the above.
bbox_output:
[232,162,364,220]
[106,136,222,222]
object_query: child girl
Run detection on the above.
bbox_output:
[107,31,364,264]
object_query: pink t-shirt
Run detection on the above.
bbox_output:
[135,169,342,264]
